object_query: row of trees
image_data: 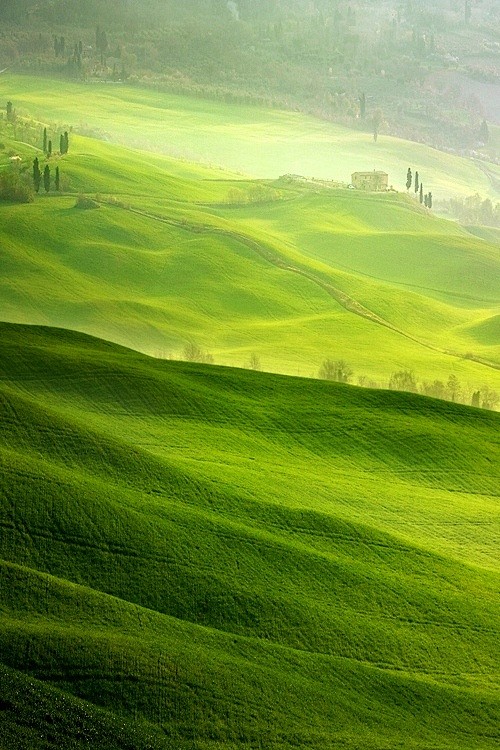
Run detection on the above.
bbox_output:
[43,127,69,156]
[173,350,498,411]
[406,168,432,208]
[318,359,498,410]
[32,158,60,193]
[5,102,70,157]
[437,193,500,228]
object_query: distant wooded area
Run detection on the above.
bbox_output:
[0,0,499,161]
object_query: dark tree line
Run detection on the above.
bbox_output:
[405,167,432,208]
[32,158,61,193]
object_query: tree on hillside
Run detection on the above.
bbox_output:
[414,171,419,194]
[6,101,13,122]
[318,359,353,383]
[419,183,424,204]
[55,166,60,192]
[48,139,52,157]
[32,157,41,192]
[43,164,50,193]
[427,192,432,209]
[447,374,460,402]
[247,353,261,371]
[183,342,214,364]
[471,390,480,408]
[479,119,489,144]
[388,370,417,392]
[0,171,33,203]
[43,127,47,154]
[480,386,499,411]
[60,132,68,155]
[406,167,412,191]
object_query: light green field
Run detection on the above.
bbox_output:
[0,322,499,750]
[2,73,500,200]
[0,130,499,399]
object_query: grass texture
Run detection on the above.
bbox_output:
[0,322,499,750]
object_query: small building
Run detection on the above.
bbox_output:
[351,171,388,191]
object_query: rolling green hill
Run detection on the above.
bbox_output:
[0,130,499,401]
[0,322,499,750]
[2,73,500,201]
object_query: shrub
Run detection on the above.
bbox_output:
[0,171,34,203]
[75,194,100,210]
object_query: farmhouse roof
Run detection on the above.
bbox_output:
[352,170,388,176]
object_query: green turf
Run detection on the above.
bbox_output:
[0,322,499,750]
[2,73,500,200]
[0,130,498,397]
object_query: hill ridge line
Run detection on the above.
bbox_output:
[105,200,500,373]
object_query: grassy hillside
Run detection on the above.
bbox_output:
[0,322,499,750]
[2,73,500,201]
[0,130,499,400]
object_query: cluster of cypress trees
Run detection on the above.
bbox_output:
[32,157,60,193]
[43,127,69,156]
[406,167,432,209]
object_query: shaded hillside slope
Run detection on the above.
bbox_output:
[0,323,499,750]
[0,134,499,394]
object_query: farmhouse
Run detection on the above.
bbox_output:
[351,171,388,191]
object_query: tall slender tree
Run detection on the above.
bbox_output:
[43,127,47,154]
[43,164,50,193]
[55,166,60,192]
[32,157,41,193]
[406,167,412,191]
[414,171,419,194]
[419,183,424,204]
[479,119,489,144]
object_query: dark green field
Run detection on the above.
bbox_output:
[1,323,499,750]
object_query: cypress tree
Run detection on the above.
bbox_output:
[406,167,412,191]
[414,171,419,193]
[32,157,41,192]
[43,164,50,193]
[48,139,52,157]
[419,183,424,204]
[43,127,47,154]
[479,119,489,144]
[428,192,432,209]
[60,133,64,153]
[55,166,60,192]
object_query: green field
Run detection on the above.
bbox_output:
[0,127,499,401]
[2,73,500,200]
[1,77,499,749]
[0,322,499,750]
